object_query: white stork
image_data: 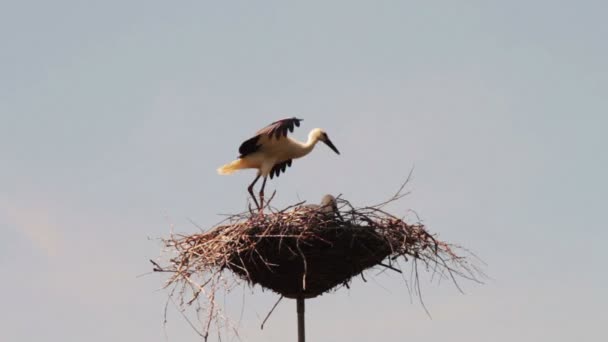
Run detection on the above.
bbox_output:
[217,118,340,210]
[298,194,344,221]
[303,194,339,214]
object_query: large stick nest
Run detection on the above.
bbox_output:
[154,190,482,309]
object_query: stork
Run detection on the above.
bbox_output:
[217,118,340,210]
[300,194,343,221]
[302,194,339,215]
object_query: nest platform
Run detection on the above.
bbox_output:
[155,198,479,302]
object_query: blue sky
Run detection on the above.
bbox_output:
[1,1,606,341]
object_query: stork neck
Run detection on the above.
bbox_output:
[293,136,318,158]
[306,135,320,147]
[306,135,321,149]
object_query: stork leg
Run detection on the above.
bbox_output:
[248,174,261,209]
[259,176,268,212]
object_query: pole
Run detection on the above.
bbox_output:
[297,297,305,342]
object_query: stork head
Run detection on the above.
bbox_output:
[320,194,338,212]
[310,128,340,155]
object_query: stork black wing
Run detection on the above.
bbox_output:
[237,117,303,158]
[257,117,302,139]
[238,135,261,158]
[270,159,292,179]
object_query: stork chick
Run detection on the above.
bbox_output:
[303,194,339,214]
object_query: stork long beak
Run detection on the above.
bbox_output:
[323,137,340,155]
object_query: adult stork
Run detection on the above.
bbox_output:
[217,117,340,210]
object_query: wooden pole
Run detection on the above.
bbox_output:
[297,297,305,342]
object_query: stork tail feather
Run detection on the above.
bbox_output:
[217,159,247,175]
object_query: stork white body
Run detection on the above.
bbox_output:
[217,118,340,210]
[221,130,322,176]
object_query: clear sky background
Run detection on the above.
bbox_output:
[1,1,606,341]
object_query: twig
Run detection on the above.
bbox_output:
[260,296,283,330]
[378,262,403,274]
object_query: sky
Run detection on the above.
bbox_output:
[1,1,607,341]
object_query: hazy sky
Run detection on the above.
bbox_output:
[1,1,606,341]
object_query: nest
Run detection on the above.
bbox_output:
[154,193,482,309]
